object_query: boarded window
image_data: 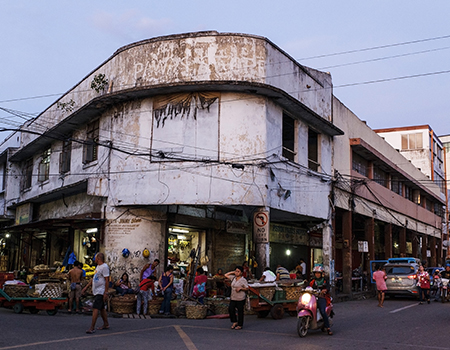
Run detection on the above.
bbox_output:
[83,120,99,163]
[152,93,219,162]
[60,138,72,174]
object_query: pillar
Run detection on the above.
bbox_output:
[399,226,407,257]
[322,220,334,285]
[384,224,393,259]
[430,236,437,267]
[412,233,419,257]
[254,208,270,278]
[342,211,352,295]
[365,217,375,272]
[421,236,428,266]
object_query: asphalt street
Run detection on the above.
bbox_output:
[1,296,450,350]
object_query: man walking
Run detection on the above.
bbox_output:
[68,261,83,313]
[373,265,387,307]
[82,253,110,333]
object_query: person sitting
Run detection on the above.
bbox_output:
[259,267,276,282]
[310,266,332,335]
[114,272,134,296]
[213,268,226,294]
[193,267,208,304]
[275,265,291,281]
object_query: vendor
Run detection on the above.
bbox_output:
[259,267,276,282]
[114,272,134,296]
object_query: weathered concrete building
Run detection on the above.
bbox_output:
[1,32,343,284]
[333,101,446,294]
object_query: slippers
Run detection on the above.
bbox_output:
[96,326,110,330]
[231,323,237,329]
[235,326,242,330]
[86,329,96,334]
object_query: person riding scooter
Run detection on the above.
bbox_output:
[439,265,450,302]
[309,266,332,335]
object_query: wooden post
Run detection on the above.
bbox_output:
[342,211,352,295]
[365,217,375,272]
[412,233,419,257]
[384,224,393,259]
[399,226,407,256]
[421,236,428,266]
[430,236,437,267]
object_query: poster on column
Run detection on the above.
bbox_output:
[253,210,269,243]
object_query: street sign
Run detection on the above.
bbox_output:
[253,210,269,243]
[358,241,368,253]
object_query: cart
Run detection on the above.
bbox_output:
[0,288,66,315]
[248,283,301,319]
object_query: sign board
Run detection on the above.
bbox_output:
[270,223,308,245]
[358,241,369,253]
[427,250,431,258]
[15,203,32,225]
[253,210,269,243]
[226,221,250,234]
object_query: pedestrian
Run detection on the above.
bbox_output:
[275,265,291,281]
[158,265,174,315]
[137,275,156,315]
[82,252,110,333]
[417,265,431,305]
[68,261,83,313]
[192,267,208,304]
[140,259,160,281]
[372,265,387,307]
[225,266,249,330]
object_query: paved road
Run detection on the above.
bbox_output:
[1,297,450,350]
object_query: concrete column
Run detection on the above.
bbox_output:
[430,236,437,267]
[384,224,393,259]
[365,217,375,272]
[322,220,334,286]
[399,226,407,256]
[421,236,428,265]
[342,211,352,295]
[412,233,419,257]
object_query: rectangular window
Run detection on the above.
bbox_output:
[373,167,388,187]
[391,176,403,196]
[38,148,51,182]
[401,133,423,150]
[83,120,99,164]
[352,152,368,177]
[22,158,33,190]
[308,129,319,171]
[404,185,413,202]
[60,138,72,174]
[282,114,296,162]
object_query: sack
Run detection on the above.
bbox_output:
[70,282,77,291]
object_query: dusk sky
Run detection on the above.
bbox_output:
[1,1,450,140]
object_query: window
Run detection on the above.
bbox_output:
[404,185,413,202]
[352,152,368,177]
[391,176,403,196]
[60,138,71,174]
[425,198,432,211]
[435,173,446,194]
[308,129,319,171]
[38,148,51,182]
[22,158,33,190]
[435,203,444,218]
[373,167,388,187]
[401,133,423,150]
[83,120,99,164]
[282,114,296,161]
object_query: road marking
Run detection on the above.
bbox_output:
[390,303,418,313]
[174,325,198,350]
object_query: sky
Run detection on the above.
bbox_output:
[1,1,450,140]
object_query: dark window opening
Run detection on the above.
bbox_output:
[60,138,72,174]
[308,129,319,171]
[282,114,296,161]
[83,120,99,164]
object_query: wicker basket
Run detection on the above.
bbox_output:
[147,300,162,315]
[282,286,302,301]
[258,287,275,301]
[41,283,63,298]
[4,284,29,298]
[111,295,136,314]
[214,304,229,315]
[186,304,207,319]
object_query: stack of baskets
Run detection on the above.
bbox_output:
[147,298,163,315]
[258,287,275,301]
[111,295,136,314]
[4,284,29,298]
[41,283,63,298]
[185,304,208,319]
[282,285,302,301]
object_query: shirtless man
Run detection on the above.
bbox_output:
[68,261,84,313]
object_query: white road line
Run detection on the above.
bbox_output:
[390,303,419,313]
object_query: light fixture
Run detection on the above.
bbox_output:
[286,249,291,256]
[86,228,98,234]
[177,235,187,240]
[5,234,10,238]
[169,228,189,234]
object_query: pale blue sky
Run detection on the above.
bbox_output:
[1,1,450,138]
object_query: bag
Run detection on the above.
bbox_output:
[421,278,430,289]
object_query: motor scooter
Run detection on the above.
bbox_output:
[441,278,449,303]
[297,286,334,337]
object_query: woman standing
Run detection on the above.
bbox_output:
[158,265,174,315]
[417,265,431,304]
[225,266,249,330]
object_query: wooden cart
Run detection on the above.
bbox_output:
[0,288,66,315]
[248,284,300,319]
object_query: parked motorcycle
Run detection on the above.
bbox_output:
[297,287,334,337]
[441,278,449,303]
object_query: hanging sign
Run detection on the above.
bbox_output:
[253,210,269,243]
[358,241,369,253]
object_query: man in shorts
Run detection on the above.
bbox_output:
[373,265,387,307]
[82,253,110,333]
[68,261,84,313]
